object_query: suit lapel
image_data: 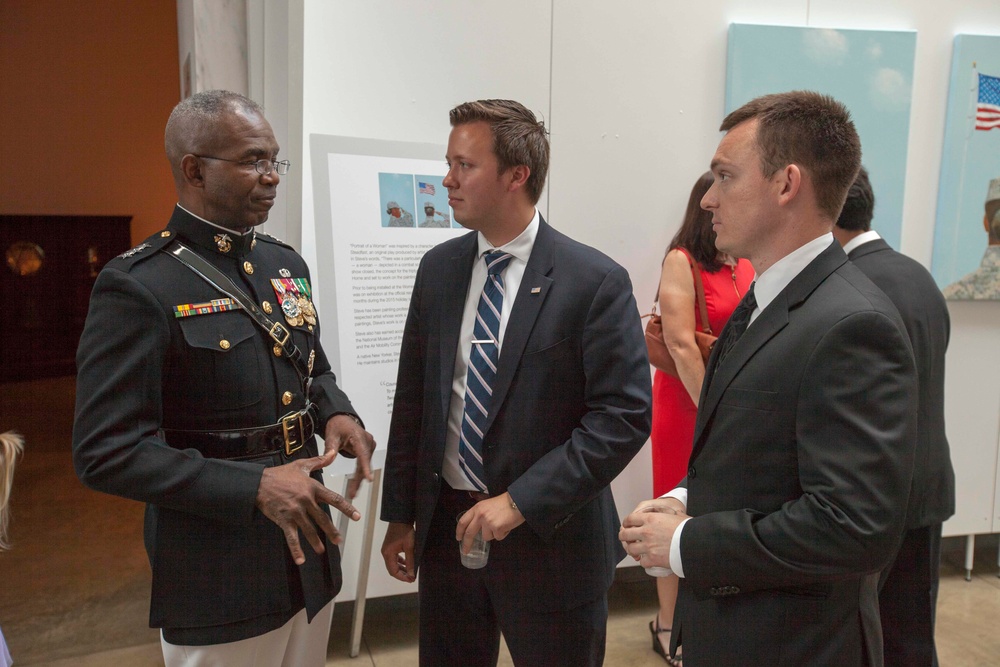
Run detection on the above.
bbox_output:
[691,241,848,461]
[483,218,555,436]
[439,233,478,421]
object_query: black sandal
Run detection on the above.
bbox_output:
[649,617,682,666]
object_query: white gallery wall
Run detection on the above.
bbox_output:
[251,0,1000,600]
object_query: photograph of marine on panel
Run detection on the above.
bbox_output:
[931,34,1000,301]
[726,24,917,251]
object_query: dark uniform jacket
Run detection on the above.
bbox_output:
[72,205,356,645]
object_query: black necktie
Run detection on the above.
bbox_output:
[715,282,756,369]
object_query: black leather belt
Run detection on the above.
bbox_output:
[440,479,489,502]
[160,404,319,461]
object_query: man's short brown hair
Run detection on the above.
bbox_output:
[721,91,862,220]
[450,99,549,204]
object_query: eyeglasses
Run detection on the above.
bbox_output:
[195,155,291,175]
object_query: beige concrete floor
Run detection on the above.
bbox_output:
[3,377,999,666]
[21,545,1000,667]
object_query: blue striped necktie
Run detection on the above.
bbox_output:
[459,251,513,492]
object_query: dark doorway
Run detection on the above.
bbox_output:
[0,215,131,381]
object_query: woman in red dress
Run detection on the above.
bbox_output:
[648,172,754,664]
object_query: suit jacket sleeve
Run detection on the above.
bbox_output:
[72,267,263,525]
[508,264,652,541]
[681,308,916,595]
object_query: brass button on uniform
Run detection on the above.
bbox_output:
[273,344,282,357]
[243,261,254,275]
[262,301,272,314]
[219,339,231,350]
[160,230,172,237]
[281,391,293,405]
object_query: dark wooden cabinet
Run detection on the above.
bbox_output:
[1,215,132,381]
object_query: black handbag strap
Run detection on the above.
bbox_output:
[163,240,311,387]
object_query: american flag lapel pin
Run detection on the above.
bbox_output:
[531,287,541,294]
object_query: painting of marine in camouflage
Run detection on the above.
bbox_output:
[941,177,1000,300]
[932,34,1000,300]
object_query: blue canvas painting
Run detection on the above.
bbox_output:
[726,24,917,251]
[931,34,1000,300]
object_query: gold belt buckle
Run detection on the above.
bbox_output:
[281,410,305,456]
[269,322,290,346]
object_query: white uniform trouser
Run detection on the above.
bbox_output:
[160,600,334,667]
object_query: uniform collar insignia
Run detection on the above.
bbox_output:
[214,233,233,253]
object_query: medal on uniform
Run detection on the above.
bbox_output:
[280,292,304,326]
[271,277,315,328]
[214,233,232,253]
[279,268,291,277]
[298,296,317,325]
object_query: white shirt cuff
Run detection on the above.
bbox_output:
[660,488,687,506]
[657,488,688,577]
[669,517,691,578]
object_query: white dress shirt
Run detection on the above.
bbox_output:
[842,229,881,255]
[441,210,540,491]
[665,232,835,576]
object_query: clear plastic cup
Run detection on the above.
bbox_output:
[457,511,490,569]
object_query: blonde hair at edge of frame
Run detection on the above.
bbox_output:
[0,431,24,551]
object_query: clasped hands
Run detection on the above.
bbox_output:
[256,414,376,565]
[619,497,691,570]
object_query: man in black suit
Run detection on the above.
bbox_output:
[621,91,918,666]
[73,90,374,664]
[379,99,651,666]
[834,166,954,666]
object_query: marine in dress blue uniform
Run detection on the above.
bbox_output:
[72,91,373,663]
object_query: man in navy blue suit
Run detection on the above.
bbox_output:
[379,99,651,666]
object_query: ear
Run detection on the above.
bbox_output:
[985,214,991,234]
[505,165,531,193]
[180,154,206,188]
[775,164,801,207]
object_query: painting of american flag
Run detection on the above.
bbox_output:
[976,72,1000,131]
[419,181,436,195]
